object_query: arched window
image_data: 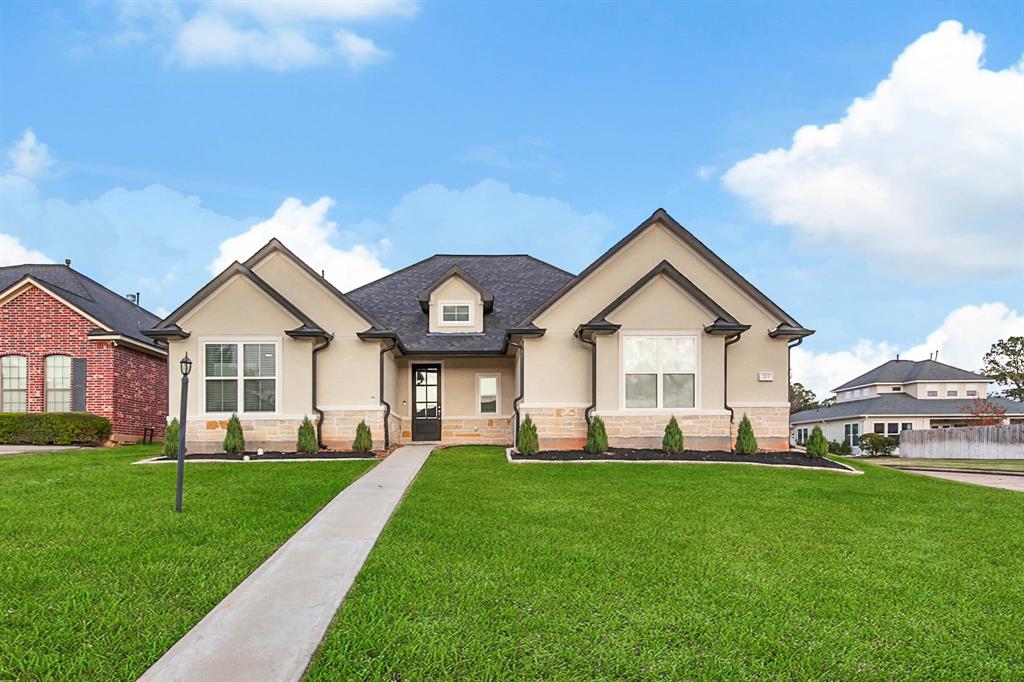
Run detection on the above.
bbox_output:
[45,355,72,412]
[1,355,27,412]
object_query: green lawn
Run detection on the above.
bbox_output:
[872,457,1024,472]
[0,445,374,681]
[308,446,1024,680]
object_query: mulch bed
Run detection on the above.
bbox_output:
[153,450,378,461]
[512,447,849,470]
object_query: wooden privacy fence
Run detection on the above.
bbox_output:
[900,424,1024,459]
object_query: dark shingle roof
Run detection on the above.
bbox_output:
[790,393,1024,424]
[834,359,989,392]
[0,264,165,352]
[346,255,574,353]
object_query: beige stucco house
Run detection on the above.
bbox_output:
[145,209,812,453]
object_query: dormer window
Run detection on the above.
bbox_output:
[440,303,472,325]
[891,386,902,391]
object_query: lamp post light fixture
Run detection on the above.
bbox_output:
[175,352,192,513]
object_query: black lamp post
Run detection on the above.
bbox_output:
[175,353,192,513]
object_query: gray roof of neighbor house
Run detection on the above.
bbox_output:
[833,359,989,392]
[346,255,574,353]
[0,264,166,353]
[790,393,1024,424]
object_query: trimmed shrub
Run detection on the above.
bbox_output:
[352,420,373,452]
[828,439,852,456]
[735,414,758,454]
[163,418,179,457]
[0,412,112,446]
[223,414,245,454]
[859,433,898,457]
[662,416,684,454]
[585,416,608,454]
[297,416,318,455]
[517,414,539,456]
[804,425,829,458]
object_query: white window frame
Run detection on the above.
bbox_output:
[926,384,939,397]
[965,384,978,397]
[1,355,28,412]
[201,338,281,417]
[475,372,500,416]
[438,301,474,327]
[619,330,701,412]
[45,354,73,413]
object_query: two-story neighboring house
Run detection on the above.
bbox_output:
[790,358,1024,450]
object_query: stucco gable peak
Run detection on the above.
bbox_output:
[416,265,495,313]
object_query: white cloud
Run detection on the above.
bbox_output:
[108,0,415,71]
[334,30,390,69]
[210,196,391,291]
[696,165,716,181]
[792,302,1024,397]
[723,21,1024,282]
[6,130,56,180]
[0,233,53,266]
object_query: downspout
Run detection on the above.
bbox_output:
[723,333,743,424]
[575,329,597,426]
[507,336,524,447]
[312,335,332,449]
[787,336,804,418]
[379,341,396,449]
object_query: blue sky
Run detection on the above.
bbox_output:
[1,1,1021,396]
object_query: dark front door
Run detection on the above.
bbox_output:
[412,364,441,441]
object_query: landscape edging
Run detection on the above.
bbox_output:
[504,447,863,474]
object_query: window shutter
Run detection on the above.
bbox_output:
[72,358,87,411]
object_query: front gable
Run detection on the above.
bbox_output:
[425,273,486,333]
[531,210,809,339]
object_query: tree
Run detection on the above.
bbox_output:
[223,414,245,454]
[585,416,608,454]
[517,414,539,456]
[735,414,758,454]
[960,398,1008,426]
[296,416,318,454]
[982,336,1024,401]
[804,425,829,458]
[662,416,684,454]
[163,418,179,457]
[789,382,819,413]
[352,420,373,452]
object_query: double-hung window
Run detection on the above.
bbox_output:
[477,374,499,415]
[45,355,72,412]
[205,342,277,414]
[1,355,27,412]
[623,335,696,409]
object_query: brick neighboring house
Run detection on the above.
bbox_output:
[0,263,168,441]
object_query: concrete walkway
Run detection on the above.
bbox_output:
[139,445,432,682]
[903,468,1024,493]
[0,444,82,455]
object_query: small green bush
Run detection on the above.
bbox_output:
[0,412,112,445]
[859,433,898,457]
[804,425,829,458]
[585,416,608,454]
[662,416,684,454]
[828,439,852,456]
[735,414,758,454]
[223,414,245,454]
[297,416,318,455]
[352,420,373,452]
[163,418,179,457]
[517,414,539,456]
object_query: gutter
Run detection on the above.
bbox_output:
[312,334,334,449]
[507,336,525,447]
[574,328,597,426]
[723,332,745,423]
[379,341,397,449]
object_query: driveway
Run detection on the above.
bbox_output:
[0,445,82,456]
[901,468,1024,493]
